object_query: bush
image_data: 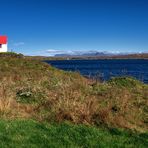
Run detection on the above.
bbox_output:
[108,77,143,88]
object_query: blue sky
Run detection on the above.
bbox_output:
[0,0,148,56]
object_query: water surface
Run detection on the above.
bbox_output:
[45,59,148,83]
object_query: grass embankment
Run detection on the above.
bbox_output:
[0,54,147,147]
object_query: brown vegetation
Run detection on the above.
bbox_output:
[0,56,147,132]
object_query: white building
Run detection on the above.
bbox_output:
[0,36,8,52]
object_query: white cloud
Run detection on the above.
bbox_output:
[25,49,103,56]
[45,49,109,56]
[47,49,74,54]
[25,48,147,56]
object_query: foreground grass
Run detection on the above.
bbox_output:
[0,120,147,148]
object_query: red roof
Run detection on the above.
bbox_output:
[0,36,7,44]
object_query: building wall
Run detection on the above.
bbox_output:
[0,44,8,52]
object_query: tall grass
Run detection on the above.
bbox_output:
[0,57,147,132]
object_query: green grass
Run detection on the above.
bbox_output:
[108,77,143,88]
[0,52,23,58]
[0,120,147,148]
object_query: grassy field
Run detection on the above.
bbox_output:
[0,53,147,147]
[0,120,147,148]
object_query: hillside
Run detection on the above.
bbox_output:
[0,55,147,147]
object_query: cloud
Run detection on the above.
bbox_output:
[26,49,103,56]
[46,49,108,56]
[27,49,77,56]
[46,49,74,55]
[13,42,25,46]
[26,48,147,56]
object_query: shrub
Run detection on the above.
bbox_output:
[108,77,143,88]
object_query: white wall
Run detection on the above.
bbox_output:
[0,44,8,52]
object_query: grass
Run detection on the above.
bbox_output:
[0,119,147,148]
[0,57,147,131]
[0,52,23,58]
[0,55,147,147]
[108,77,143,88]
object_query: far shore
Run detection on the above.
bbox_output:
[25,53,148,60]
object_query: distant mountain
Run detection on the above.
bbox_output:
[54,51,113,57]
[52,50,148,58]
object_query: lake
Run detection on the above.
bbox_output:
[45,59,148,83]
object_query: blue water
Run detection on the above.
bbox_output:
[45,59,148,83]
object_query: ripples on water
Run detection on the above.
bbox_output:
[45,59,148,83]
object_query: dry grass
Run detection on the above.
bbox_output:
[0,57,147,132]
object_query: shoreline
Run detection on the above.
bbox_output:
[24,53,148,60]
